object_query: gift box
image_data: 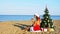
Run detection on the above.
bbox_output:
[41,28,48,32]
[49,28,54,32]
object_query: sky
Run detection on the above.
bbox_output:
[0,0,60,15]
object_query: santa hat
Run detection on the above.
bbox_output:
[34,13,40,17]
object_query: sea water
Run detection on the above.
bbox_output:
[0,15,60,21]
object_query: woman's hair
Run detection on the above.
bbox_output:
[36,16,40,21]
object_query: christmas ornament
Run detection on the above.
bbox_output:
[41,6,54,32]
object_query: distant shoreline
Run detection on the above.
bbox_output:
[0,15,60,21]
[0,20,60,22]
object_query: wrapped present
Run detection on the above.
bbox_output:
[41,28,44,32]
[44,28,48,32]
[41,28,48,32]
[50,28,54,32]
[48,28,54,32]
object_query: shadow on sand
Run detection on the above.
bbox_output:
[13,23,31,30]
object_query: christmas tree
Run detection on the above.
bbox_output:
[41,6,54,29]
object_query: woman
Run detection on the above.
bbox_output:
[30,13,41,32]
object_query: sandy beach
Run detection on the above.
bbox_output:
[0,20,60,34]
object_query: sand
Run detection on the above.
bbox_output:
[0,20,60,34]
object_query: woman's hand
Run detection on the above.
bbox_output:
[32,18,34,22]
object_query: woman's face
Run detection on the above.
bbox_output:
[34,15,36,18]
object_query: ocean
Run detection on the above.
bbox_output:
[0,15,60,21]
